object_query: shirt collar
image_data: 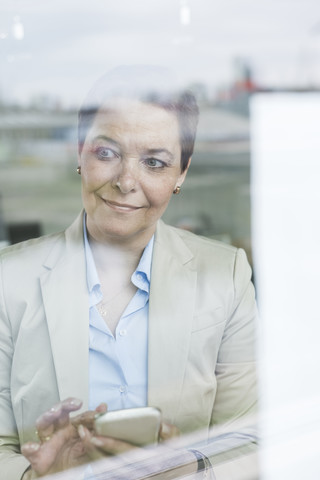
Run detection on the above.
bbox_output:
[83,215,154,300]
[131,235,153,293]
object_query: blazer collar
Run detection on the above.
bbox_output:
[40,211,89,411]
[147,221,197,424]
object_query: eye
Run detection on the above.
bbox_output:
[145,157,166,168]
[94,147,120,160]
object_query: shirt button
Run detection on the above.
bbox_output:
[119,385,126,393]
[119,329,127,336]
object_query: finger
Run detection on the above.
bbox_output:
[89,436,136,455]
[56,398,83,429]
[21,442,54,476]
[61,397,83,413]
[77,424,105,461]
[72,402,107,431]
[95,402,108,414]
[72,410,98,430]
[21,442,41,461]
[159,422,180,441]
[36,398,82,440]
[36,403,63,440]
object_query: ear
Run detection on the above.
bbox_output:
[177,157,192,187]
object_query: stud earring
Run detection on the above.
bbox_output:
[173,186,181,194]
[76,166,81,175]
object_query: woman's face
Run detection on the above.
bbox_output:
[79,99,190,245]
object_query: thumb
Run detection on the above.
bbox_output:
[159,422,180,441]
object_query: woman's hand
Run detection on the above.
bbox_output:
[77,420,179,460]
[22,398,180,477]
[75,421,181,479]
[21,397,107,477]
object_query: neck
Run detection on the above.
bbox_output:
[86,226,155,277]
[89,235,141,273]
[86,219,156,258]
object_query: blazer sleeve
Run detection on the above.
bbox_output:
[0,256,30,480]
[199,248,259,478]
[211,247,258,427]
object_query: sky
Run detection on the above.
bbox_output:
[0,0,320,107]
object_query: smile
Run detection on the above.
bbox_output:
[103,199,142,212]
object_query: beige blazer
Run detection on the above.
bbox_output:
[0,212,258,480]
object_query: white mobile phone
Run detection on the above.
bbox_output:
[94,406,162,447]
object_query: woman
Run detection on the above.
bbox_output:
[0,66,258,479]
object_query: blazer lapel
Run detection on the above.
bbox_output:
[147,221,197,424]
[40,212,89,411]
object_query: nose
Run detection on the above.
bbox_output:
[112,160,137,194]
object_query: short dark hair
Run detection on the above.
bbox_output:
[78,66,199,172]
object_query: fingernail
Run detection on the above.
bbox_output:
[49,404,61,413]
[69,398,82,407]
[96,402,108,412]
[25,442,40,452]
[161,423,170,436]
[91,437,104,448]
[78,424,85,439]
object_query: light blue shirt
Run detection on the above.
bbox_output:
[83,220,153,412]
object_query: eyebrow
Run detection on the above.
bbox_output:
[92,135,120,147]
[144,149,174,161]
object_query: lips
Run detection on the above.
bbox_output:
[103,199,142,212]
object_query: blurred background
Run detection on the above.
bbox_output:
[0,0,320,267]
